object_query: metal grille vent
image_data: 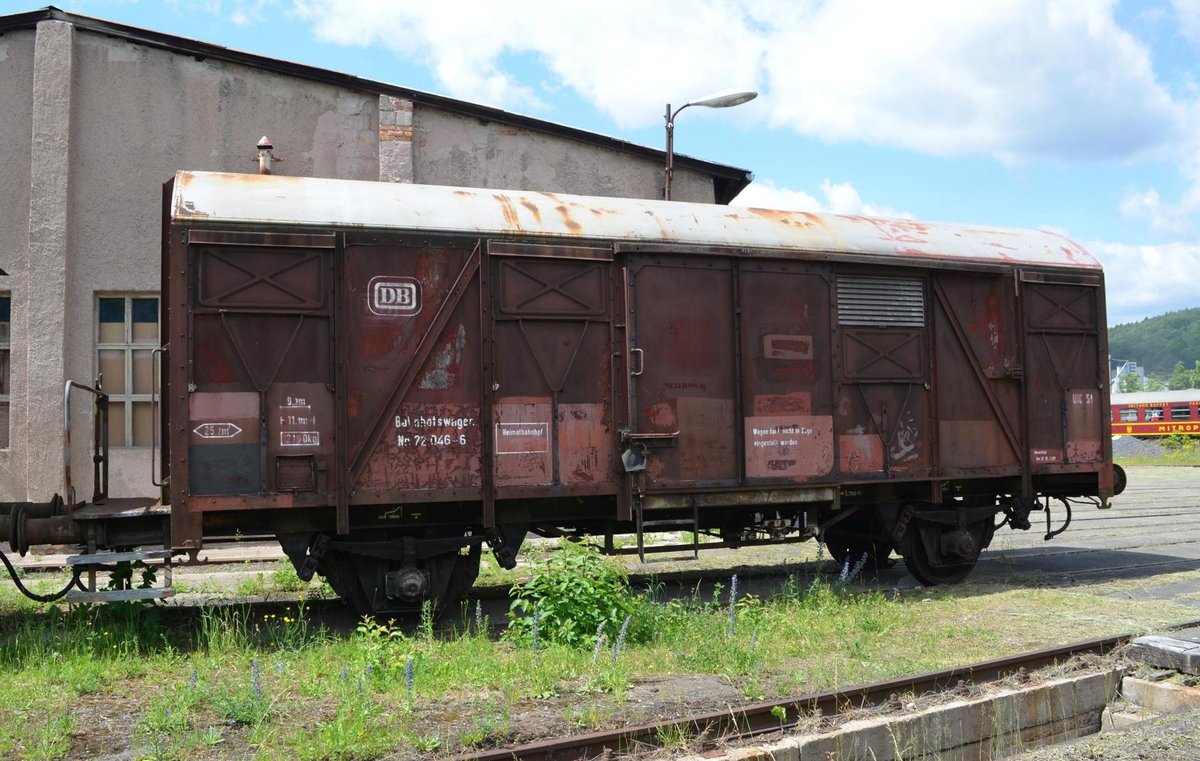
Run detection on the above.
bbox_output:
[837,276,925,326]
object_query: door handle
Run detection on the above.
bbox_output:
[630,347,644,376]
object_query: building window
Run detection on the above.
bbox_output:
[0,295,9,447]
[97,295,159,447]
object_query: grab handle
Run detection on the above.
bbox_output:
[630,347,645,377]
[151,347,169,487]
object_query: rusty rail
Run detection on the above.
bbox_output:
[455,619,1200,761]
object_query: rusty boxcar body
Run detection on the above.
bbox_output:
[0,171,1121,611]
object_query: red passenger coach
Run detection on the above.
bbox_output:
[1111,391,1200,437]
[0,172,1124,613]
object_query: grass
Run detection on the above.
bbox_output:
[1117,450,1200,466]
[1,558,1196,760]
[1115,434,1200,466]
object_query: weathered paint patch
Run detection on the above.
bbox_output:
[494,398,552,487]
[645,401,678,428]
[753,392,812,416]
[939,420,1010,468]
[1067,439,1102,463]
[674,396,736,482]
[1066,389,1103,463]
[267,383,332,455]
[1032,448,1063,464]
[189,391,259,446]
[745,414,833,479]
[762,333,813,360]
[558,403,613,485]
[840,433,884,473]
[359,403,481,490]
[418,323,467,390]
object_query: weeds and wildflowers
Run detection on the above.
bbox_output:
[3,536,1190,760]
[837,551,870,587]
[250,655,263,703]
[507,539,640,649]
[592,632,607,663]
[727,573,739,636]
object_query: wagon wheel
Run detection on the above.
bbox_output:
[321,544,482,617]
[899,519,986,586]
[321,550,374,616]
[438,544,482,612]
[824,512,895,573]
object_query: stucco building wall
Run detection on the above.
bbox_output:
[411,108,714,202]
[0,28,35,499]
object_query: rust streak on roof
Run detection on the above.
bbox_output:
[169,171,1103,271]
[493,194,522,231]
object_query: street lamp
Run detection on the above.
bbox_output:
[664,89,757,200]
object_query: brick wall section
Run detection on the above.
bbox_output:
[379,95,414,183]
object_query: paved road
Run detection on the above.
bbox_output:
[972,465,1200,586]
[816,465,1200,604]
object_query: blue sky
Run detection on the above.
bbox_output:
[42,0,1200,326]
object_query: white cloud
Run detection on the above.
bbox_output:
[290,0,1184,164]
[291,0,764,120]
[158,0,277,27]
[1119,187,1194,237]
[1120,135,1200,240]
[1173,0,1200,44]
[1087,239,1200,324]
[732,181,821,213]
[732,178,908,218]
[759,0,1183,161]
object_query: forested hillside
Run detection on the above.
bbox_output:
[1109,307,1200,377]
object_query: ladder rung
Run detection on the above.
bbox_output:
[67,549,174,566]
[612,542,708,556]
[66,587,176,603]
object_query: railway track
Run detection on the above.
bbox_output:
[458,620,1200,761]
[12,466,1200,595]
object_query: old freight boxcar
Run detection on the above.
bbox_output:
[0,171,1121,613]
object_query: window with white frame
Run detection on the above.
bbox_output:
[97,295,159,447]
[0,294,9,448]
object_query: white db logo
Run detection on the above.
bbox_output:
[368,276,421,316]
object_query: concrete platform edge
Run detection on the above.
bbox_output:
[685,667,1124,761]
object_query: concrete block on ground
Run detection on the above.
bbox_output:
[1128,629,1200,675]
[1102,705,1152,731]
[682,668,1123,761]
[1121,675,1200,713]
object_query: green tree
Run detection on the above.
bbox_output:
[1118,372,1144,393]
[1146,376,1167,391]
[1109,307,1200,376]
[1169,361,1190,390]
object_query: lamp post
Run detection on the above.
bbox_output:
[664,89,757,200]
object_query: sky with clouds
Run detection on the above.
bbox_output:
[48,0,1200,325]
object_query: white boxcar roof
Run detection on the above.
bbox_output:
[171,171,1101,271]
